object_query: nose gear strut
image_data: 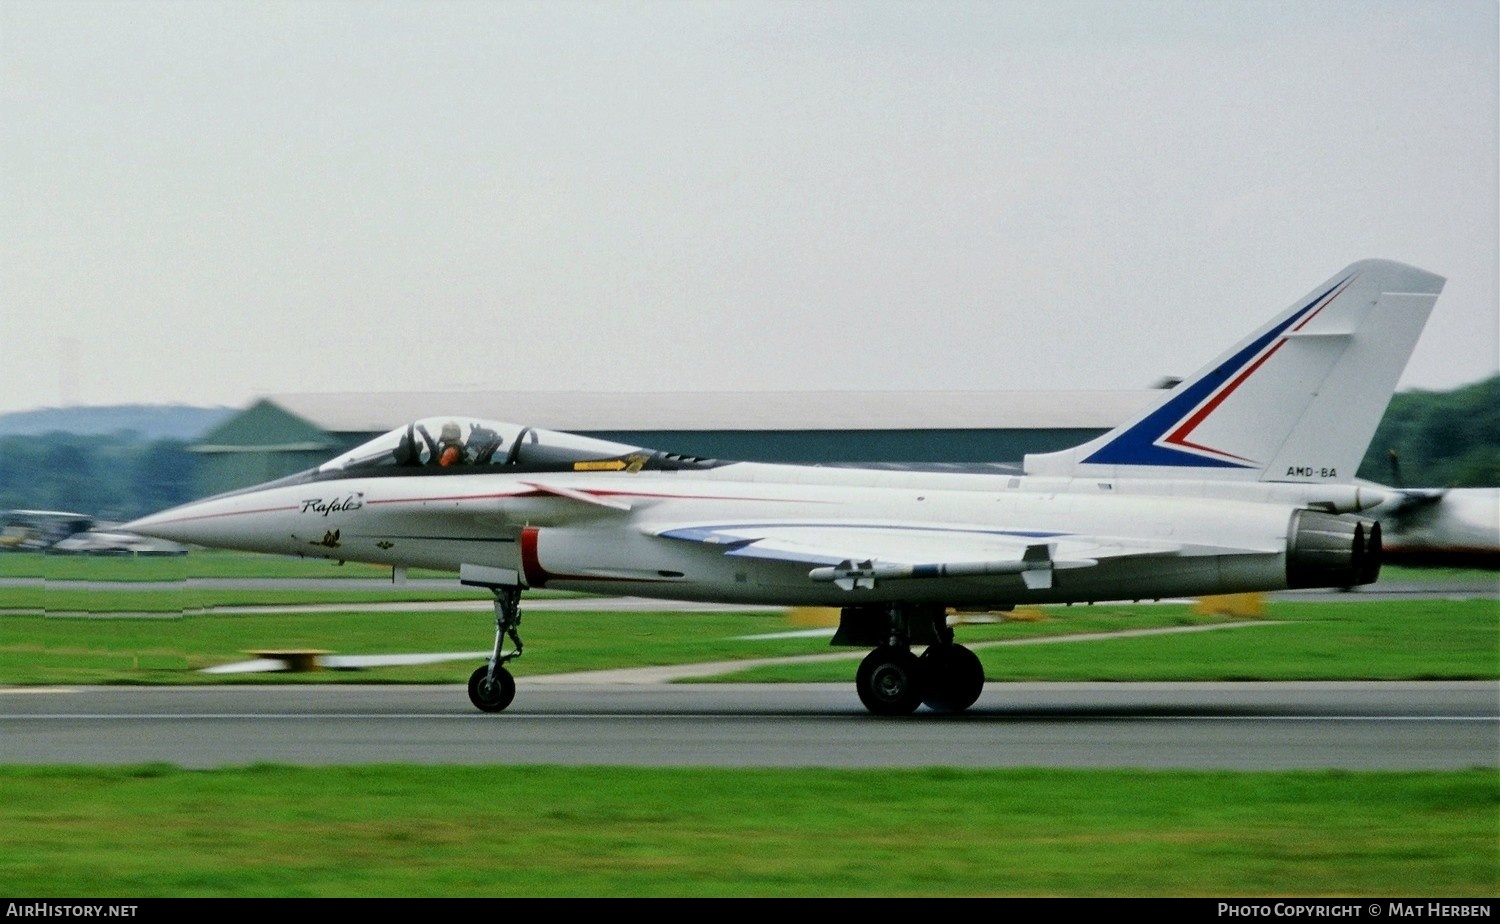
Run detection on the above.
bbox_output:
[467,583,523,713]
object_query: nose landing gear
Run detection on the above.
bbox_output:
[467,582,524,713]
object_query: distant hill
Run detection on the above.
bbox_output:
[0,405,238,441]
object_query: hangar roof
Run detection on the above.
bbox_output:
[260,389,1161,434]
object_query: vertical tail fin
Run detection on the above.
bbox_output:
[1024,259,1446,484]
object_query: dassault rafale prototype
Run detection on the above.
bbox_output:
[126,259,1447,715]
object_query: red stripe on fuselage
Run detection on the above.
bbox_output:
[365,491,526,505]
[149,504,300,525]
[363,487,831,507]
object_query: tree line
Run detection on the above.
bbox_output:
[0,433,199,523]
[1,376,1495,522]
[1356,375,1500,488]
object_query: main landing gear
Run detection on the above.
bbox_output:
[838,604,986,716]
[458,585,984,716]
[468,584,524,713]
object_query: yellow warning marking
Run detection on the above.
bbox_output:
[574,459,628,471]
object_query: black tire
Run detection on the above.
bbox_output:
[468,665,516,713]
[855,646,926,716]
[920,644,985,713]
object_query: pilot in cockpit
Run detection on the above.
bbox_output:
[436,421,467,467]
[406,420,506,468]
[412,420,467,467]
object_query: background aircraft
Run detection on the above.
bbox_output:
[0,510,95,552]
[1366,485,1499,570]
[126,259,1447,715]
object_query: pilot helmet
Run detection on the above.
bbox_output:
[440,422,462,444]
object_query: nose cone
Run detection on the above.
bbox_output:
[119,505,207,546]
[122,490,301,555]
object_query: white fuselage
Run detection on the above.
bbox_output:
[127,460,1382,608]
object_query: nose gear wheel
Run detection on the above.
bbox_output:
[468,665,516,712]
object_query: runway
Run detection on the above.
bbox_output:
[1,680,1493,770]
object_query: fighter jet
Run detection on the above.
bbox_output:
[125,259,1447,715]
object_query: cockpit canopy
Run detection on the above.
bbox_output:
[321,418,649,475]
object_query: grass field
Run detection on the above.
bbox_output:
[0,765,1492,897]
[0,585,1494,686]
[1,550,1495,897]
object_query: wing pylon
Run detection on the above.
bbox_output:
[808,542,1097,591]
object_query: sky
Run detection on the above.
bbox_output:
[1,0,1496,416]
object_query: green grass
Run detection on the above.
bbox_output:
[0,765,1492,897]
[1,593,1493,686]
[0,549,454,581]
